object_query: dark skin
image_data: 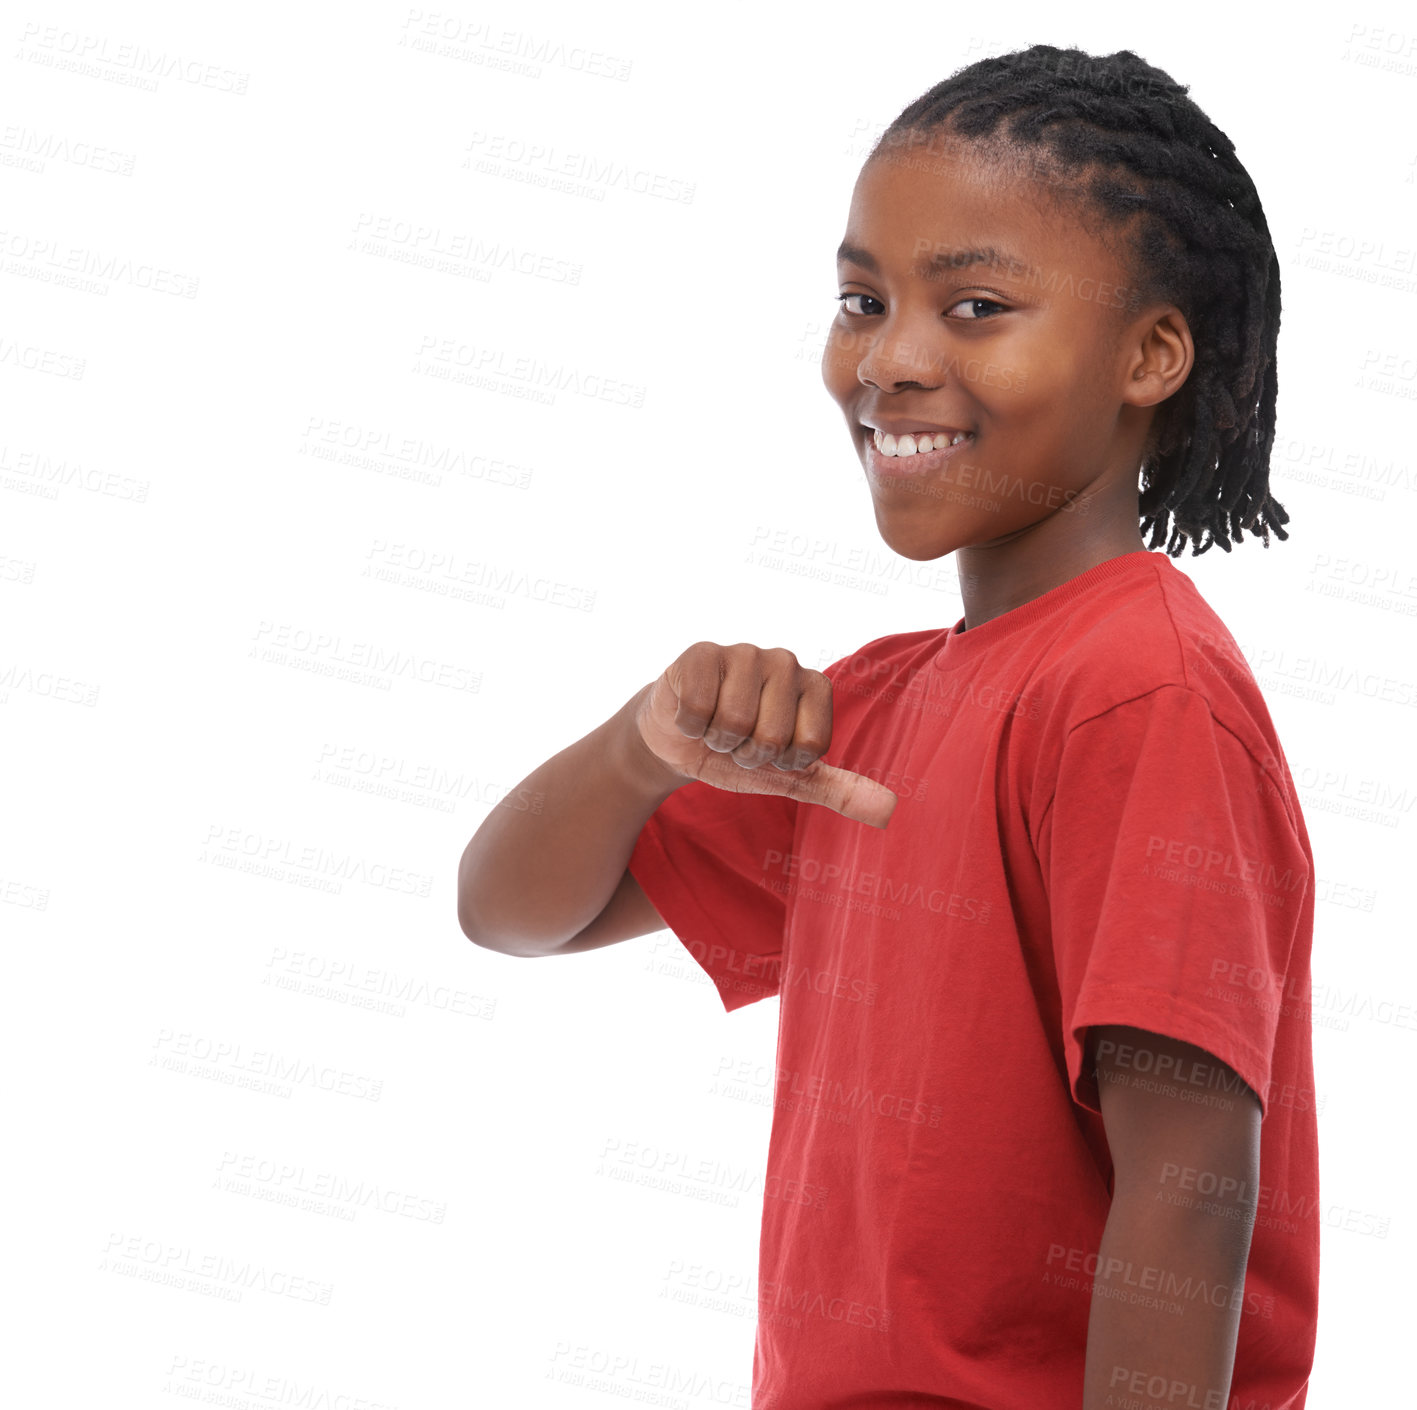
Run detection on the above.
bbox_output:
[1085,1025,1261,1410]
[825,140,1260,1405]
[822,137,1194,630]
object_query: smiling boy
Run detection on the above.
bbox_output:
[458,45,1318,1410]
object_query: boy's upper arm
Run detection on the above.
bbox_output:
[1089,1023,1261,1201]
[555,868,668,955]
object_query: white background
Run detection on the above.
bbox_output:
[5,1,1415,1405]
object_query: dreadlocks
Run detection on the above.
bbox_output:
[870,45,1287,556]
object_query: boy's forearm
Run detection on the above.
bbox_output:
[457,685,685,955]
[1081,1192,1255,1410]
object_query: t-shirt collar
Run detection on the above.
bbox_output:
[933,550,1159,670]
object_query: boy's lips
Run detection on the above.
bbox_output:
[863,419,973,439]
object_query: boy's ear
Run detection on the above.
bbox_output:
[1122,305,1194,409]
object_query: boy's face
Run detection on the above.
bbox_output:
[823,136,1160,563]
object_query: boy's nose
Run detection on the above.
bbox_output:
[855,332,949,393]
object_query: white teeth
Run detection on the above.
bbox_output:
[872,429,972,457]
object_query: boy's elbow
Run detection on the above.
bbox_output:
[456,896,552,957]
[456,862,501,951]
[458,906,489,949]
[457,844,502,951]
[457,891,511,953]
[456,848,567,956]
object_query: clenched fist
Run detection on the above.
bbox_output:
[632,641,897,829]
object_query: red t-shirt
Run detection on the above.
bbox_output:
[627,549,1319,1410]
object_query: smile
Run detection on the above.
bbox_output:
[872,428,973,457]
[863,426,975,479]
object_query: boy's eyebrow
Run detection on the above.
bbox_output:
[836,240,1038,281]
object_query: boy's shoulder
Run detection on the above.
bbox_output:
[1029,554,1285,776]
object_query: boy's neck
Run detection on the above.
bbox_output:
[956,526,1148,633]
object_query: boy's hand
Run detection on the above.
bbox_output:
[631,641,898,829]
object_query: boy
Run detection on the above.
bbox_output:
[458,45,1317,1410]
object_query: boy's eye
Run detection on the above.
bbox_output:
[947,297,1007,320]
[837,293,884,316]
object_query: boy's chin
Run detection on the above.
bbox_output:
[869,502,1007,561]
[870,495,1039,561]
[870,518,962,563]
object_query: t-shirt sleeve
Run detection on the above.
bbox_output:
[1036,684,1312,1121]
[627,780,798,1012]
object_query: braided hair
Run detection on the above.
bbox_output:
[869,45,1287,556]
